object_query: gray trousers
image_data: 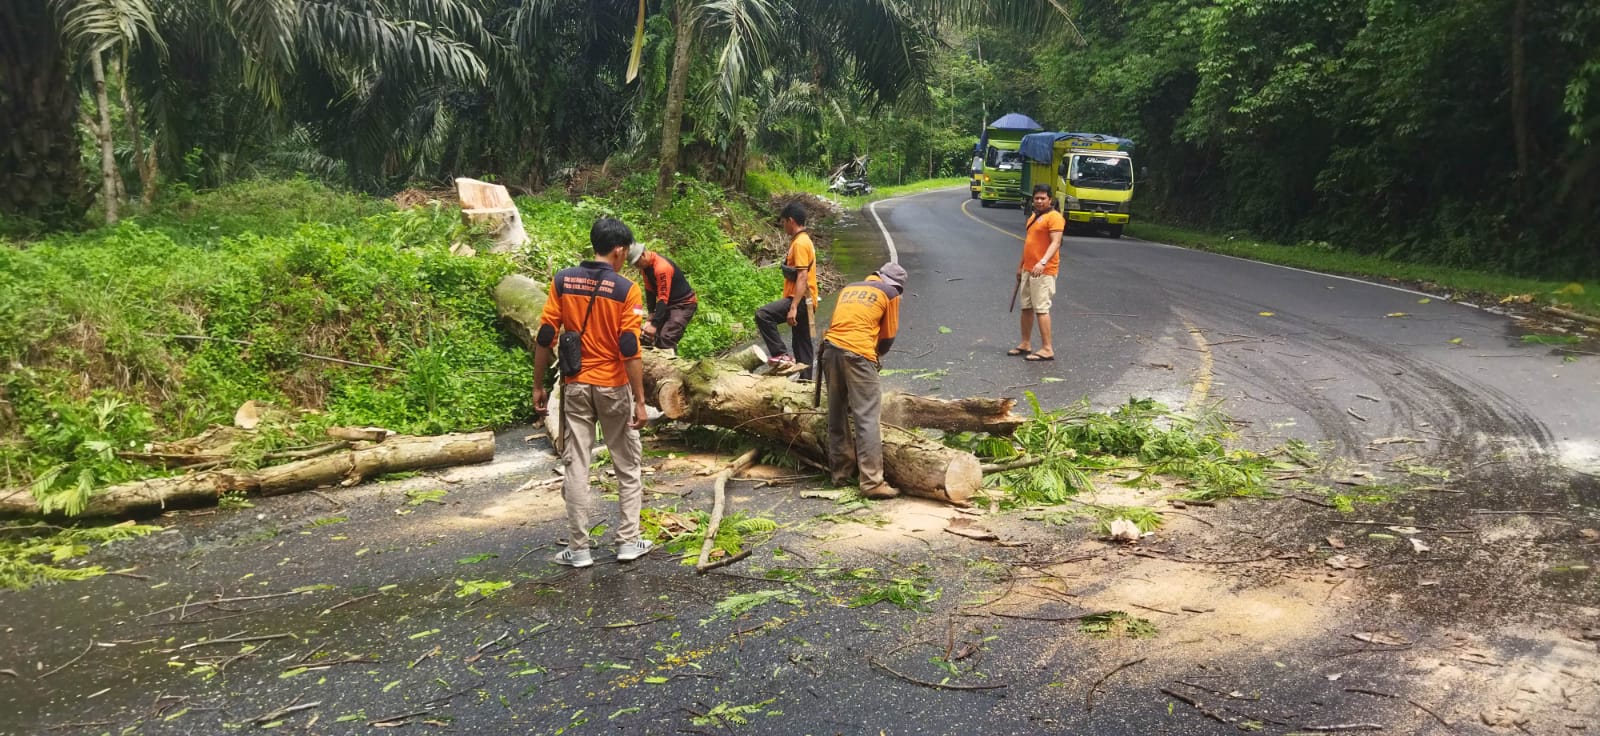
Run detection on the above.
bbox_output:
[821,343,888,493]
[558,383,644,551]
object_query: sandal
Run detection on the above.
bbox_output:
[1006,347,1030,356]
[1025,352,1055,361]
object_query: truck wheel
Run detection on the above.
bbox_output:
[970,189,979,200]
[979,199,992,208]
[1108,225,1124,239]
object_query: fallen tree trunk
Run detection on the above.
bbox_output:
[641,355,982,504]
[0,433,495,518]
[491,277,1021,506]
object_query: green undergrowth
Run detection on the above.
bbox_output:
[745,165,966,208]
[517,174,778,359]
[0,522,160,590]
[948,394,1277,509]
[1,179,528,512]
[1129,221,1600,318]
[3,175,782,516]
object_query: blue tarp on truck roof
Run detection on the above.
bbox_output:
[1019,132,1136,162]
[987,113,1044,131]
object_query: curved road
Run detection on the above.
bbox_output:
[858,188,1600,480]
[7,189,1599,736]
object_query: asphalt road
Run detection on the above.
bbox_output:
[5,189,1599,736]
[855,188,1600,478]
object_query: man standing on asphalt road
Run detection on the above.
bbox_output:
[627,242,698,353]
[531,217,653,568]
[1010,184,1064,361]
[754,201,818,379]
[820,262,907,499]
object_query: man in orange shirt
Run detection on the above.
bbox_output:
[532,217,652,568]
[820,262,907,499]
[755,202,818,379]
[1010,184,1065,361]
[626,243,698,352]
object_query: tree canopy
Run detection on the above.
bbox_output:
[2,0,1596,276]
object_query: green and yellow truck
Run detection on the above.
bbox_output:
[1019,132,1136,238]
[975,113,1043,208]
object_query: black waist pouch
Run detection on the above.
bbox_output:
[558,277,600,378]
[781,264,798,281]
[558,331,584,378]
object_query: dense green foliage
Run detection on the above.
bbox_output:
[1036,0,1600,277]
[1,177,775,512]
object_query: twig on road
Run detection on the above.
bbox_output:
[1085,657,1145,712]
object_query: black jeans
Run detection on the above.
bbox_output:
[754,295,813,379]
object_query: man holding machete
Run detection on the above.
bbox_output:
[1009,184,1064,361]
[818,262,907,499]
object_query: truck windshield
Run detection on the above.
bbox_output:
[1069,156,1133,190]
[986,148,1024,171]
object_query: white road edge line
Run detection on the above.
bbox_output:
[865,186,957,264]
[1130,237,1455,303]
[868,198,897,264]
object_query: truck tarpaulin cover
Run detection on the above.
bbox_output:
[1019,132,1137,163]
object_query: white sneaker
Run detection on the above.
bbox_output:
[617,539,655,562]
[553,547,593,568]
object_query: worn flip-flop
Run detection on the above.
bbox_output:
[1006,347,1030,356]
[1025,353,1055,361]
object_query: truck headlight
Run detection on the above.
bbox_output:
[1062,195,1080,209]
[1117,200,1130,213]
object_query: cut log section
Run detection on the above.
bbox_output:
[456,178,530,253]
[640,355,982,505]
[0,433,495,518]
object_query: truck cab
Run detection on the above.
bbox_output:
[1019,132,1136,238]
[979,140,1026,207]
[976,113,1044,208]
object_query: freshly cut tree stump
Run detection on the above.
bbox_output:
[1,433,495,518]
[456,178,530,253]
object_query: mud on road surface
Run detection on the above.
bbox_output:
[4,421,1599,735]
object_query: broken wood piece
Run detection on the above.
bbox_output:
[944,517,999,541]
[0,432,494,518]
[1302,724,1385,732]
[325,426,391,443]
[980,456,1044,474]
[696,449,761,572]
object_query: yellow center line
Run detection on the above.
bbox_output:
[959,199,1024,242]
[1180,316,1214,411]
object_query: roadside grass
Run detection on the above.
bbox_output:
[2,174,781,517]
[745,166,965,208]
[1128,221,1600,318]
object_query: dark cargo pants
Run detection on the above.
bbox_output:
[821,342,889,494]
[651,301,697,351]
[754,295,813,379]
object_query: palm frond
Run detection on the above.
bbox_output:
[699,0,778,121]
[53,0,165,55]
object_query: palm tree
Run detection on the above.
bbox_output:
[614,0,1078,208]
[1,0,489,228]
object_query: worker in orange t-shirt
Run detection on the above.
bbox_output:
[1010,184,1065,361]
[820,262,907,499]
[755,201,819,379]
[531,217,652,569]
